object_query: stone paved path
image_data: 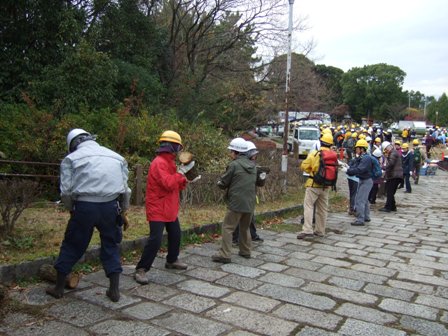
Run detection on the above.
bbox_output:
[1,169,448,335]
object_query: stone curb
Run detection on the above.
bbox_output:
[0,205,302,285]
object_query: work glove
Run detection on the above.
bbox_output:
[189,175,202,183]
[122,211,130,231]
[340,166,348,173]
[178,161,195,175]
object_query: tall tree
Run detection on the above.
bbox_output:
[264,53,331,114]
[340,63,406,122]
[0,0,86,102]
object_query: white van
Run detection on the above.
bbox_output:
[288,126,321,157]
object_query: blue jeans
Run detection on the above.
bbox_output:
[55,201,123,277]
[404,173,412,192]
[136,219,181,271]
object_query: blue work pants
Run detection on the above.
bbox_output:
[54,201,123,277]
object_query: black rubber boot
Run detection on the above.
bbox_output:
[106,273,120,302]
[45,272,66,299]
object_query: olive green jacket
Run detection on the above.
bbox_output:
[218,155,257,213]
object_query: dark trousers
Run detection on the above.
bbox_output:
[404,174,412,192]
[369,183,379,203]
[55,201,123,277]
[348,179,358,211]
[136,219,181,271]
[414,163,421,184]
[385,178,402,210]
[232,214,258,242]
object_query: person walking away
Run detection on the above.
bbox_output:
[401,128,409,143]
[212,138,257,263]
[343,139,373,226]
[401,143,414,193]
[232,141,267,243]
[46,129,131,302]
[379,142,403,212]
[425,132,435,159]
[412,139,425,184]
[345,132,357,162]
[297,133,338,239]
[134,131,194,285]
[369,148,385,204]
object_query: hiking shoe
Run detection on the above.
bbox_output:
[365,218,371,222]
[134,268,149,285]
[238,252,251,259]
[252,236,264,242]
[313,231,325,237]
[165,260,188,270]
[351,221,365,226]
[212,254,231,263]
[379,207,391,212]
[296,232,314,240]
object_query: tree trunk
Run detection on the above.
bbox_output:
[38,264,81,289]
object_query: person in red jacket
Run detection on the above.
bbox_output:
[134,130,195,284]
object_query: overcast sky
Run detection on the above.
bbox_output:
[294,0,448,98]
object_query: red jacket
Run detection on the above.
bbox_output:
[145,153,187,222]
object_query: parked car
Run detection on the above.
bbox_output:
[287,126,320,157]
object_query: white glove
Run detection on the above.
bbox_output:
[178,161,195,175]
[341,166,348,173]
[409,171,413,175]
[189,175,202,183]
[259,172,267,180]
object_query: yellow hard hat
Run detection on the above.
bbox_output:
[413,139,419,145]
[402,143,409,149]
[351,132,358,138]
[394,140,401,145]
[346,131,352,137]
[159,130,182,145]
[375,137,381,143]
[355,139,369,149]
[322,128,332,135]
[320,133,334,145]
[358,134,366,140]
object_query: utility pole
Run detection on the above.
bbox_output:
[281,0,295,189]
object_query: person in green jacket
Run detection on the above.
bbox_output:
[212,138,257,263]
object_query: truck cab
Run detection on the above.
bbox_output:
[288,126,321,157]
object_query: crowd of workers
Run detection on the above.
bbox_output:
[46,123,445,302]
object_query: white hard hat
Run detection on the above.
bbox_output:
[381,141,391,151]
[372,148,382,158]
[245,141,259,157]
[67,128,90,152]
[228,137,249,152]
[246,141,257,151]
[366,136,372,142]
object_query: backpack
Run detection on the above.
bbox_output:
[346,137,355,149]
[370,155,383,180]
[312,150,338,189]
[414,148,422,164]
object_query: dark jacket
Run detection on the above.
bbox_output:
[385,149,403,180]
[402,151,414,175]
[347,153,372,180]
[218,155,257,213]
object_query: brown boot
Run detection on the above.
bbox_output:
[165,260,188,270]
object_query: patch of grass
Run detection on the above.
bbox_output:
[0,187,306,265]
[329,192,348,212]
